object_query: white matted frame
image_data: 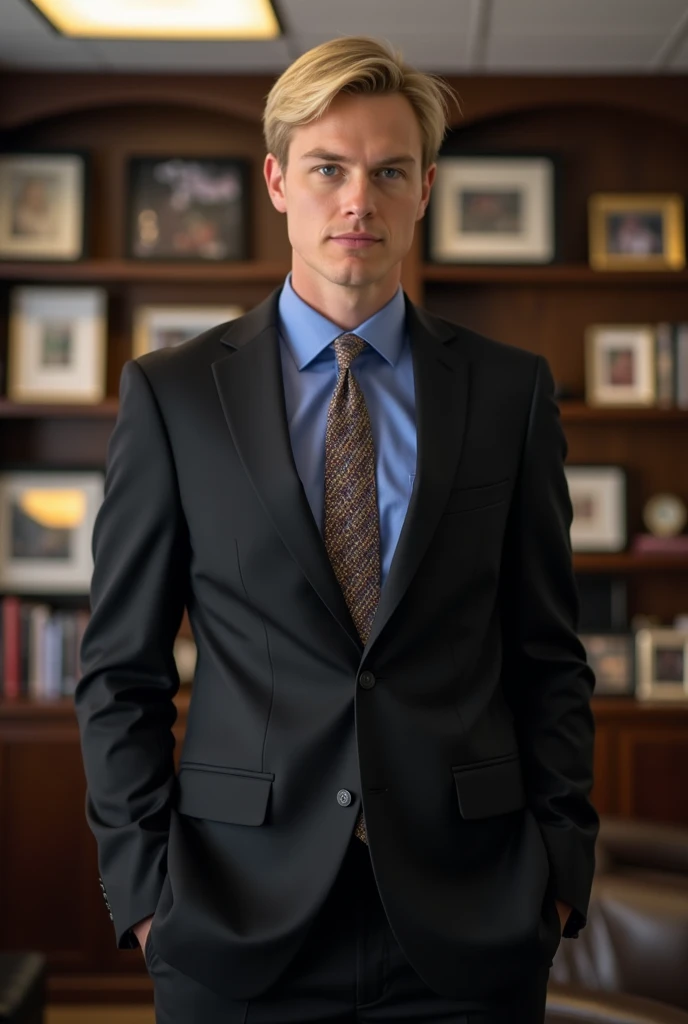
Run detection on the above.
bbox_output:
[636,628,688,702]
[132,304,243,358]
[0,470,104,593]
[564,465,627,553]
[428,155,556,264]
[8,286,107,404]
[585,324,656,407]
[0,152,86,261]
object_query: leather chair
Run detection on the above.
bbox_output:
[0,953,45,1024]
[551,875,688,1010]
[594,818,688,892]
[546,985,688,1023]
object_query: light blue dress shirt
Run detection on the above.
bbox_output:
[277,273,417,588]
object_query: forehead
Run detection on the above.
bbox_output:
[290,92,423,162]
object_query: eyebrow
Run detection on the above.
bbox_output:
[300,150,417,166]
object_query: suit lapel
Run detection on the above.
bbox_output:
[212,288,471,661]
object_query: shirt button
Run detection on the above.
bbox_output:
[337,789,352,807]
[359,671,376,689]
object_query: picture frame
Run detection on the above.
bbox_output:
[126,156,249,262]
[588,193,685,271]
[428,153,557,265]
[0,151,88,261]
[564,465,627,553]
[0,469,104,594]
[635,628,688,702]
[8,286,107,404]
[585,324,657,407]
[132,303,244,358]
[580,633,635,697]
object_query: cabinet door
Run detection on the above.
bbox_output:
[618,727,688,825]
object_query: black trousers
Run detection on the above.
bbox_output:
[146,834,550,1023]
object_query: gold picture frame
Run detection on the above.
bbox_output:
[588,193,685,271]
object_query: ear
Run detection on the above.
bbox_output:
[416,162,437,221]
[264,153,287,214]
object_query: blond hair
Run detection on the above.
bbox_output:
[263,36,458,173]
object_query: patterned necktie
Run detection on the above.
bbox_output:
[323,333,381,845]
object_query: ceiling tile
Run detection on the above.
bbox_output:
[291,31,470,70]
[486,33,669,71]
[0,33,101,68]
[280,0,473,35]
[87,38,293,72]
[491,0,688,35]
[0,0,55,34]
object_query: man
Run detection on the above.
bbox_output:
[75,35,598,1024]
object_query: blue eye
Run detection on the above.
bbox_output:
[318,165,338,177]
[379,168,402,179]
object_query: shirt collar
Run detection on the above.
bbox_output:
[277,272,406,370]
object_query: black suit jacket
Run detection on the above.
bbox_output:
[75,287,599,1003]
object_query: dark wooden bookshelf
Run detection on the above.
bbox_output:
[1,67,688,1004]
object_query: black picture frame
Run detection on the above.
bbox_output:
[581,632,636,698]
[126,155,250,262]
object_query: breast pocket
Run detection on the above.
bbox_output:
[443,478,510,516]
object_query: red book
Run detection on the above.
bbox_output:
[2,596,21,700]
[631,533,688,554]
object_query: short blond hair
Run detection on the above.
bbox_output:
[263,36,458,173]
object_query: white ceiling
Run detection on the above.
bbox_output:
[0,0,687,73]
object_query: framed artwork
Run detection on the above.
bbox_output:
[428,154,556,264]
[127,156,249,261]
[635,628,688,702]
[564,465,627,553]
[580,633,635,697]
[0,151,87,261]
[132,303,243,358]
[0,469,104,593]
[585,324,657,407]
[588,193,685,271]
[8,286,107,404]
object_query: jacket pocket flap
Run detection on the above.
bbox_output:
[452,755,526,819]
[444,478,510,515]
[175,764,273,826]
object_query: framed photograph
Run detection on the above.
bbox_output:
[0,470,104,594]
[132,304,243,358]
[588,193,685,271]
[127,156,249,261]
[635,628,688,702]
[8,286,107,404]
[581,633,635,697]
[585,324,656,407]
[428,154,556,264]
[564,465,627,553]
[0,152,87,261]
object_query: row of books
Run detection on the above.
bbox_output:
[1,596,89,700]
[656,322,688,407]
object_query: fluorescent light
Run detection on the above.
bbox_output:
[26,0,281,39]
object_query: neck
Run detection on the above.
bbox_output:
[290,256,401,331]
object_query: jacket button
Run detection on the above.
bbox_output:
[359,671,375,689]
[337,789,352,806]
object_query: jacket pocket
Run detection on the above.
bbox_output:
[452,753,526,819]
[175,763,274,826]
[443,478,510,515]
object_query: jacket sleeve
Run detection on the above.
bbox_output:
[499,354,600,939]
[74,359,189,949]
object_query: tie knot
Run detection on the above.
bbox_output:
[334,333,366,372]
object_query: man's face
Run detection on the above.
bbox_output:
[264,91,435,292]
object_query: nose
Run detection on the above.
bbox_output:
[340,171,376,220]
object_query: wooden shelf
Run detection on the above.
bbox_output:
[0,398,120,418]
[0,690,191,718]
[559,402,688,422]
[422,263,688,286]
[574,553,688,572]
[0,259,290,284]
